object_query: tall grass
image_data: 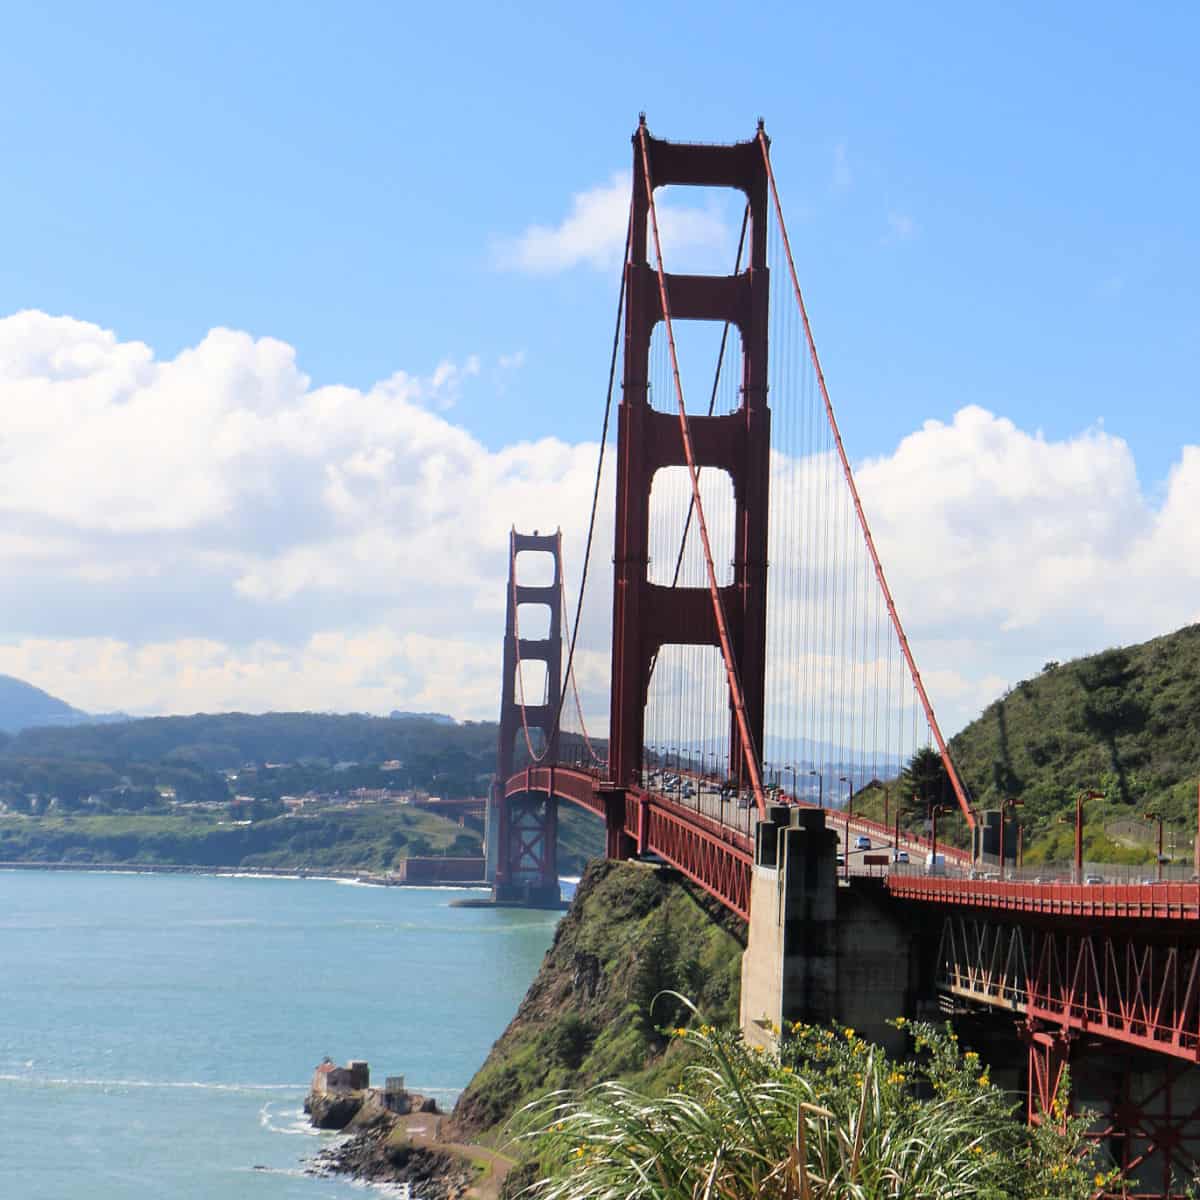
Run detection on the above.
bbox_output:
[516,1005,1117,1200]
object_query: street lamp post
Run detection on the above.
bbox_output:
[893,805,914,864]
[1073,790,1103,884]
[930,804,947,875]
[787,765,798,805]
[1144,812,1165,882]
[839,775,852,880]
[999,797,1024,882]
[809,769,823,810]
[883,783,890,827]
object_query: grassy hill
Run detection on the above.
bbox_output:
[947,623,1200,863]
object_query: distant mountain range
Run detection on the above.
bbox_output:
[0,674,101,734]
[0,674,462,737]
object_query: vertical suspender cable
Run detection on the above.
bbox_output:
[757,130,975,832]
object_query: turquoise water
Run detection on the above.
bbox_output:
[0,870,562,1197]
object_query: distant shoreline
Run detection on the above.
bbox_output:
[0,861,490,888]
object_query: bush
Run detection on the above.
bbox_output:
[519,1013,1118,1200]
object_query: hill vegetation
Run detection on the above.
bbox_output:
[0,709,605,873]
[948,624,1200,862]
[454,859,745,1139]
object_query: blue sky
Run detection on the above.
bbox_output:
[0,2,1196,727]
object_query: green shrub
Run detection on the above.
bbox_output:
[519,1012,1118,1200]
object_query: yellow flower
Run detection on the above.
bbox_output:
[753,1044,765,1054]
[971,1145,983,1154]
[844,1027,856,1039]
[1094,1173,1107,1188]
[887,1071,905,1085]
[978,1074,990,1088]
[574,1147,585,1158]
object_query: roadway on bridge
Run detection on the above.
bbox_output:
[639,769,947,877]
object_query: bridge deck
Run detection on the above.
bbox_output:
[507,764,1200,923]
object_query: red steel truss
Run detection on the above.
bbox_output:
[1024,1027,1200,1198]
[935,913,1200,1062]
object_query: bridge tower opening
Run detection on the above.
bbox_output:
[487,528,564,906]
[607,121,771,856]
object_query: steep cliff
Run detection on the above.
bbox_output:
[453,859,745,1138]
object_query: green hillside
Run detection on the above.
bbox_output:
[948,623,1200,863]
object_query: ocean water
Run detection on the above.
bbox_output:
[0,870,563,1198]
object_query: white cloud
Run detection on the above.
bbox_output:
[854,407,1200,725]
[493,171,730,274]
[0,311,1196,742]
[886,211,916,240]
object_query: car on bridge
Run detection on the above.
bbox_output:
[854,835,871,850]
[892,850,909,864]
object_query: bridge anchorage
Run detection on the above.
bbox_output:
[484,118,1200,1195]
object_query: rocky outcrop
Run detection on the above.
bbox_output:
[304,1090,365,1130]
[305,1082,440,1132]
[307,1120,472,1199]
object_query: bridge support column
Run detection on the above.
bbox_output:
[493,790,560,907]
[742,806,921,1054]
[741,806,838,1050]
[1024,1025,1200,1195]
[599,786,636,861]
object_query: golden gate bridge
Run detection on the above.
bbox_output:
[483,118,1200,1196]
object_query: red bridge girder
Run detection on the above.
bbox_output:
[505,767,753,919]
[936,912,1200,1063]
[889,875,1200,922]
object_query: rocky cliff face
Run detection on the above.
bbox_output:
[452,859,745,1138]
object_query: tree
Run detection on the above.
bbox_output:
[899,746,950,809]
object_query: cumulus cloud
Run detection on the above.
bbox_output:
[493,171,730,274]
[0,311,1196,739]
[855,407,1200,724]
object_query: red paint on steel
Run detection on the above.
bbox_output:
[608,120,771,815]
[756,129,975,833]
[507,766,753,919]
[937,912,1200,1063]
[493,530,564,898]
[887,875,1200,921]
[636,121,768,820]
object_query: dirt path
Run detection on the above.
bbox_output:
[399,1114,515,1200]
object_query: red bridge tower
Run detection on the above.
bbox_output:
[488,529,563,906]
[606,122,771,855]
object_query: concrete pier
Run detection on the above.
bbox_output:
[740,806,919,1054]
